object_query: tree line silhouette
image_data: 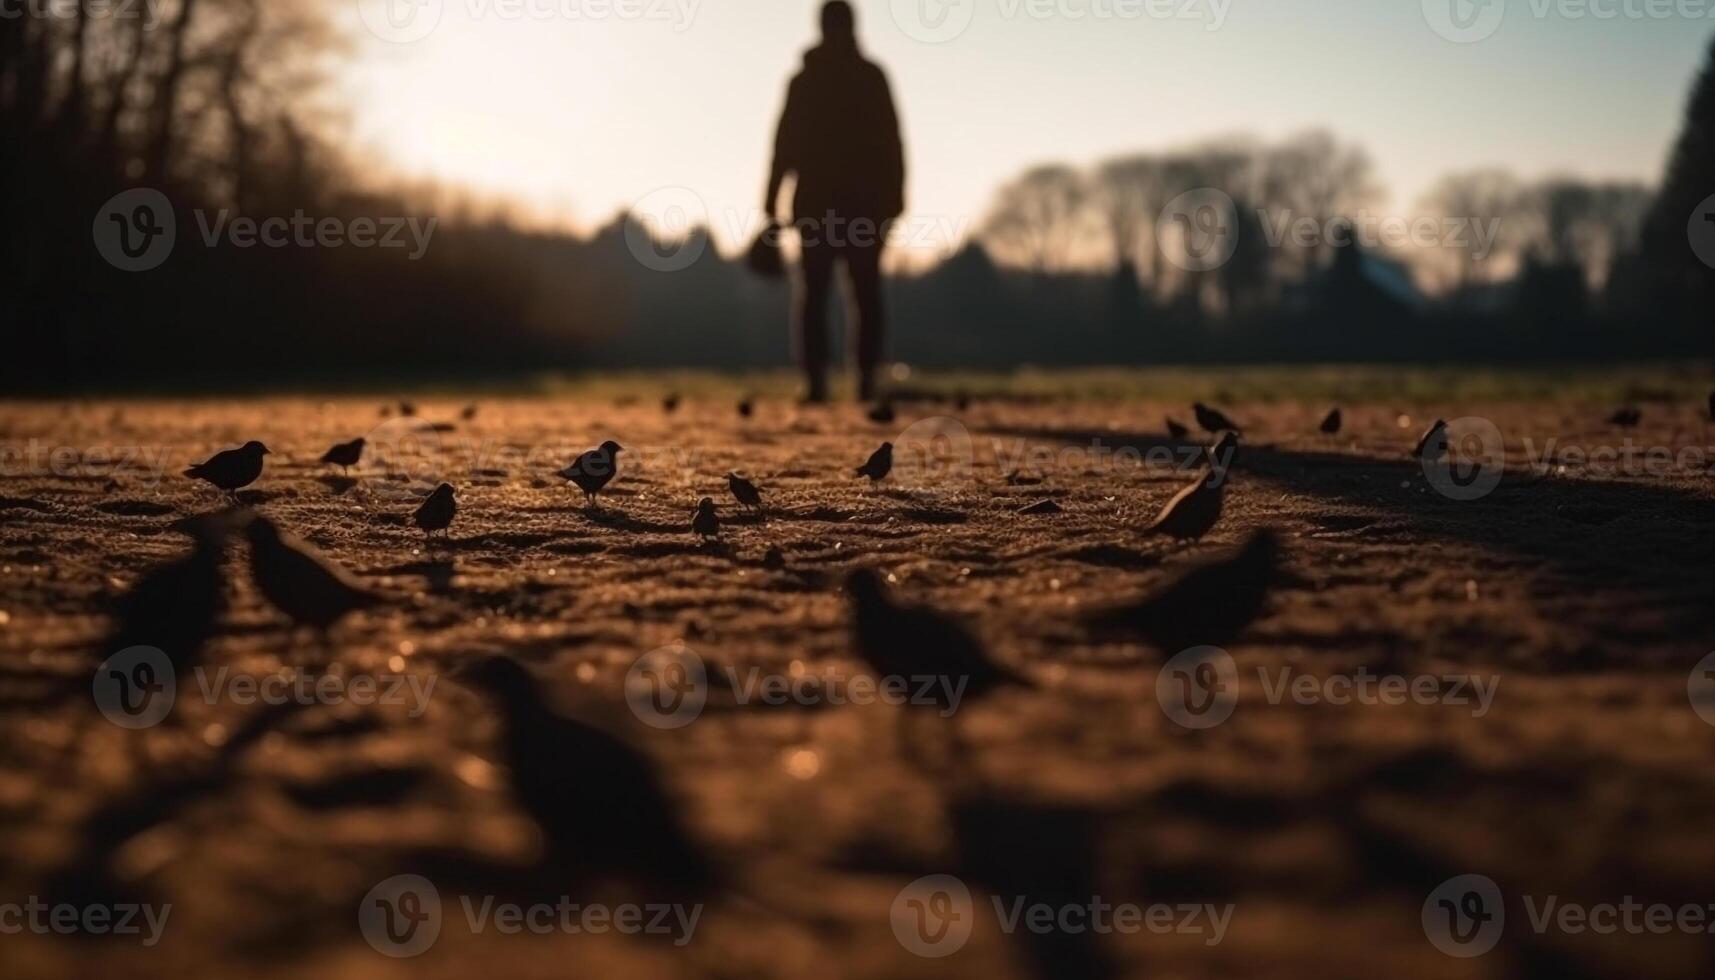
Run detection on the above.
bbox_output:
[3,5,1710,392]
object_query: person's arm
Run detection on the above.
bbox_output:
[765,75,803,223]
[875,68,905,219]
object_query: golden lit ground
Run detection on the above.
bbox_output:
[3,375,1715,980]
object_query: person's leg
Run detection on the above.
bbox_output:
[795,236,836,403]
[845,235,886,402]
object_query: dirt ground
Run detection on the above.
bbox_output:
[3,380,1715,980]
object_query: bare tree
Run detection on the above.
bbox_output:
[1420,168,1527,289]
[979,164,1094,273]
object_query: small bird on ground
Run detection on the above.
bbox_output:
[1087,530,1282,652]
[1608,407,1642,429]
[399,401,417,417]
[727,473,764,515]
[1146,469,1225,543]
[1320,408,1343,436]
[245,516,381,633]
[319,437,364,475]
[1165,418,1191,442]
[692,498,720,541]
[868,402,897,424]
[762,547,787,571]
[461,404,480,422]
[1204,431,1239,471]
[459,656,717,896]
[184,442,270,500]
[846,570,1030,710]
[1415,420,1450,463]
[414,483,457,540]
[662,393,681,414]
[856,443,894,484]
[105,514,235,678]
[737,398,755,419]
[1706,390,1714,423]
[954,391,972,412]
[560,441,624,507]
[1193,403,1241,435]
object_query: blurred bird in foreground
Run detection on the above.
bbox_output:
[1194,403,1241,435]
[856,442,893,484]
[245,516,381,635]
[414,483,457,540]
[460,656,717,897]
[1320,408,1343,436]
[1415,420,1449,463]
[319,437,364,476]
[692,498,720,541]
[184,441,269,500]
[105,513,237,678]
[1146,469,1225,543]
[1165,418,1191,443]
[1204,431,1239,470]
[1088,530,1282,652]
[846,569,1030,712]
[1608,407,1642,429]
[727,473,764,516]
[560,441,624,507]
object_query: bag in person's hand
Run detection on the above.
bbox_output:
[745,222,786,279]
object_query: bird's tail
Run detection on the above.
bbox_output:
[183,465,204,478]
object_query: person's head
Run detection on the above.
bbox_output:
[820,1,856,45]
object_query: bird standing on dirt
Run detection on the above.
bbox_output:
[1087,530,1281,652]
[662,393,681,414]
[105,514,235,678]
[1320,408,1343,436]
[1166,418,1191,443]
[846,570,1029,711]
[1415,420,1449,463]
[184,442,269,500]
[560,441,624,507]
[461,404,480,422]
[856,442,894,484]
[1608,407,1642,429]
[737,398,755,419]
[1193,403,1241,435]
[692,498,720,541]
[867,401,896,424]
[414,483,457,540]
[245,516,381,633]
[460,656,717,896]
[727,473,764,516]
[319,437,364,476]
[1147,469,1225,543]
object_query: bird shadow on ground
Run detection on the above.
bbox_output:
[579,509,687,536]
[996,425,1715,661]
[315,475,358,496]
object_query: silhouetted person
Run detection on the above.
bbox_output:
[765,0,906,403]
